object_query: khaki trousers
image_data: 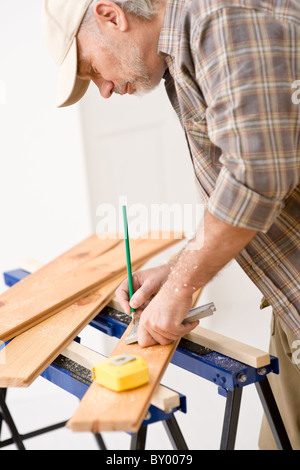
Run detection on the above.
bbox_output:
[259,312,300,450]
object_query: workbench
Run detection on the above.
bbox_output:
[0,268,292,450]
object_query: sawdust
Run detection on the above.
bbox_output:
[205,351,245,371]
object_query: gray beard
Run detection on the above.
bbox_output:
[101,36,154,96]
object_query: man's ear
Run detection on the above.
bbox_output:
[94,1,128,32]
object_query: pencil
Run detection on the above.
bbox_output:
[122,205,136,323]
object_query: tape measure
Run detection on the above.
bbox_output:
[92,353,149,392]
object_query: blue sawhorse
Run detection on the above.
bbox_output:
[0,268,293,450]
[0,340,187,451]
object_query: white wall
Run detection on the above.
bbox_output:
[0,0,92,281]
[0,1,94,450]
[0,1,272,450]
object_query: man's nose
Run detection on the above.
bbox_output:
[93,77,114,99]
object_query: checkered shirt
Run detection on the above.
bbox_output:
[158,0,300,338]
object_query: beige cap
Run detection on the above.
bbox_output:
[42,0,93,107]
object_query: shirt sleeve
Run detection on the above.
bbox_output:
[194,7,300,232]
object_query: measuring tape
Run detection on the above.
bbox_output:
[92,353,149,392]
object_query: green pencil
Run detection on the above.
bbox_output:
[122,205,136,323]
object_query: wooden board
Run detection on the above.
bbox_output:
[0,235,119,341]
[184,326,270,368]
[66,326,180,433]
[18,234,120,279]
[0,235,181,386]
[62,341,180,413]
[66,324,270,433]
[0,233,181,342]
[0,272,138,388]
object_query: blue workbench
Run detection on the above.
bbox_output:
[0,268,292,450]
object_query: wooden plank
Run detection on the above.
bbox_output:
[17,234,120,286]
[62,341,180,413]
[66,325,269,433]
[19,252,201,319]
[20,234,120,278]
[0,235,181,386]
[62,341,106,371]
[184,326,270,368]
[150,385,180,413]
[0,258,145,387]
[0,274,126,387]
[66,325,180,433]
[0,235,120,341]
[0,233,181,342]
[108,294,269,368]
[0,261,147,388]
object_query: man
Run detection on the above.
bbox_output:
[42,0,299,449]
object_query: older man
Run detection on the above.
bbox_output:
[43,0,299,449]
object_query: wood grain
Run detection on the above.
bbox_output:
[66,323,270,433]
[0,273,129,387]
[67,325,180,433]
[0,235,119,341]
[0,233,182,342]
[0,235,182,386]
[62,341,180,413]
[184,326,270,368]
[0,257,147,387]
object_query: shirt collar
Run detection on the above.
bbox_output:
[158,0,186,58]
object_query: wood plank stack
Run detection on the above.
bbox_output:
[0,232,182,388]
[0,231,271,434]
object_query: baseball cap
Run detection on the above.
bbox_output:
[42,0,93,107]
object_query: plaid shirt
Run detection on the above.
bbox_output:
[158,0,300,338]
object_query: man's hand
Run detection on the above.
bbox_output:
[137,285,199,346]
[115,264,171,317]
[116,210,257,348]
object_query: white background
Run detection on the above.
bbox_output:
[0,1,273,450]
